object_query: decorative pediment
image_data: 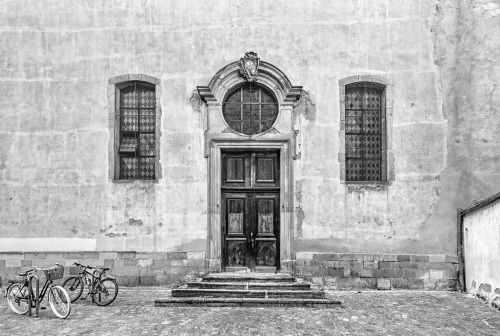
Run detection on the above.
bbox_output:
[197,53,302,106]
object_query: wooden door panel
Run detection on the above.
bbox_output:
[222,193,249,267]
[225,240,247,266]
[253,152,279,187]
[253,193,279,268]
[221,150,280,271]
[256,157,274,182]
[222,151,279,189]
[226,157,245,183]
[222,153,250,188]
[256,241,276,266]
[256,197,275,235]
[227,198,244,234]
[255,154,278,185]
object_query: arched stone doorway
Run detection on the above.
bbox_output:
[197,52,302,273]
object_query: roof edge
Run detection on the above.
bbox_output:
[458,191,500,217]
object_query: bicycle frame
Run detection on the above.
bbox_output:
[14,277,54,303]
[72,266,107,301]
[6,264,71,319]
[6,273,57,318]
[32,278,54,303]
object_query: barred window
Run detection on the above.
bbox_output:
[116,81,156,180]
[222,83,278,135]
[345,82,385,182]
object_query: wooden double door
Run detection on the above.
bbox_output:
[221,150,280,272]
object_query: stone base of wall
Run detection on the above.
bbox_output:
[295,252,459,291]
[0,251,459,290]
[0,251,207,287]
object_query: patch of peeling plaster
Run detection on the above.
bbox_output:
[294,180,304,238]
[295,207,304,238]
[129,218,143,226]
[293,90,316,121]
[189,90,202,114]
[347,184,389,193]
[100,218,160,238]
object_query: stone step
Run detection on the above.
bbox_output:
[154,297,341,308]
[202,272,296,283]
[224,266,278,273]
[172,288,325,299]
[187,281,312,291]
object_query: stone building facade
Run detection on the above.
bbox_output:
[1,0,499,289]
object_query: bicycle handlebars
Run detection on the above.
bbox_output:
[73,262,109,272]
[18,264,63,277]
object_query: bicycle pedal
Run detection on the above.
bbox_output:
[79,297,87,300]
[40,307,47,310]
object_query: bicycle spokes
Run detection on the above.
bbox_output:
[92,278,118,306]
[48,286,71,319]
[6,284,30,315]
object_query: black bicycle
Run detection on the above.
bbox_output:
[61,262,118,306]
[5,264,71,319]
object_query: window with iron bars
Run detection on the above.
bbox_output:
[222,83,279,135]
[344,82,386,182]
[116,81,156,180]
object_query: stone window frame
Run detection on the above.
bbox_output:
[339,75,394,184]
[107,74,162,182]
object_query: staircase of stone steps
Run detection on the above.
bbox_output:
[154,272,341,307]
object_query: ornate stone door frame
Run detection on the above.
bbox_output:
[206,137,294,273]
[197,53,302,274]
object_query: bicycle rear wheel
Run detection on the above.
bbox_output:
[6,283,30,315]
[48,285,71,319]
[62,276,84,302]
[92,277,118,306]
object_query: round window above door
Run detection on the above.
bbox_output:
[222,83,279,135]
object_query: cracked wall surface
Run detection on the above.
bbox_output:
[0,0,499,257]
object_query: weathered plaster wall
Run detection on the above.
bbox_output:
[463,199,500,305]
[425,0,500,256]
[0,0,498,258]
[293,0,449,253]
[0,0,211,252]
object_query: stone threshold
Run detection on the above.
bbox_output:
[187,281,311,290]
[202,272,296,282]
[172,288,324,299]
[154,297,341,307]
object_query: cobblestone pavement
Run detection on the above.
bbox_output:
[1,288,499,336]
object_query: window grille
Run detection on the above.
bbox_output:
[345,83,384,181]
[117,82,156,180]
[222,83,278,135]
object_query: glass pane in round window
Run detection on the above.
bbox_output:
[222,83,278,135]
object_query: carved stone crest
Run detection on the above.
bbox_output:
[239,51,260,82]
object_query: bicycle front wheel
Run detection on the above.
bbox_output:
[48,285,71,319]
[62,276,84,302]
[92,277,118,306]
[6,283,30,315]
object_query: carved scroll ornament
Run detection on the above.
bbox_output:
[239,51,260,82]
